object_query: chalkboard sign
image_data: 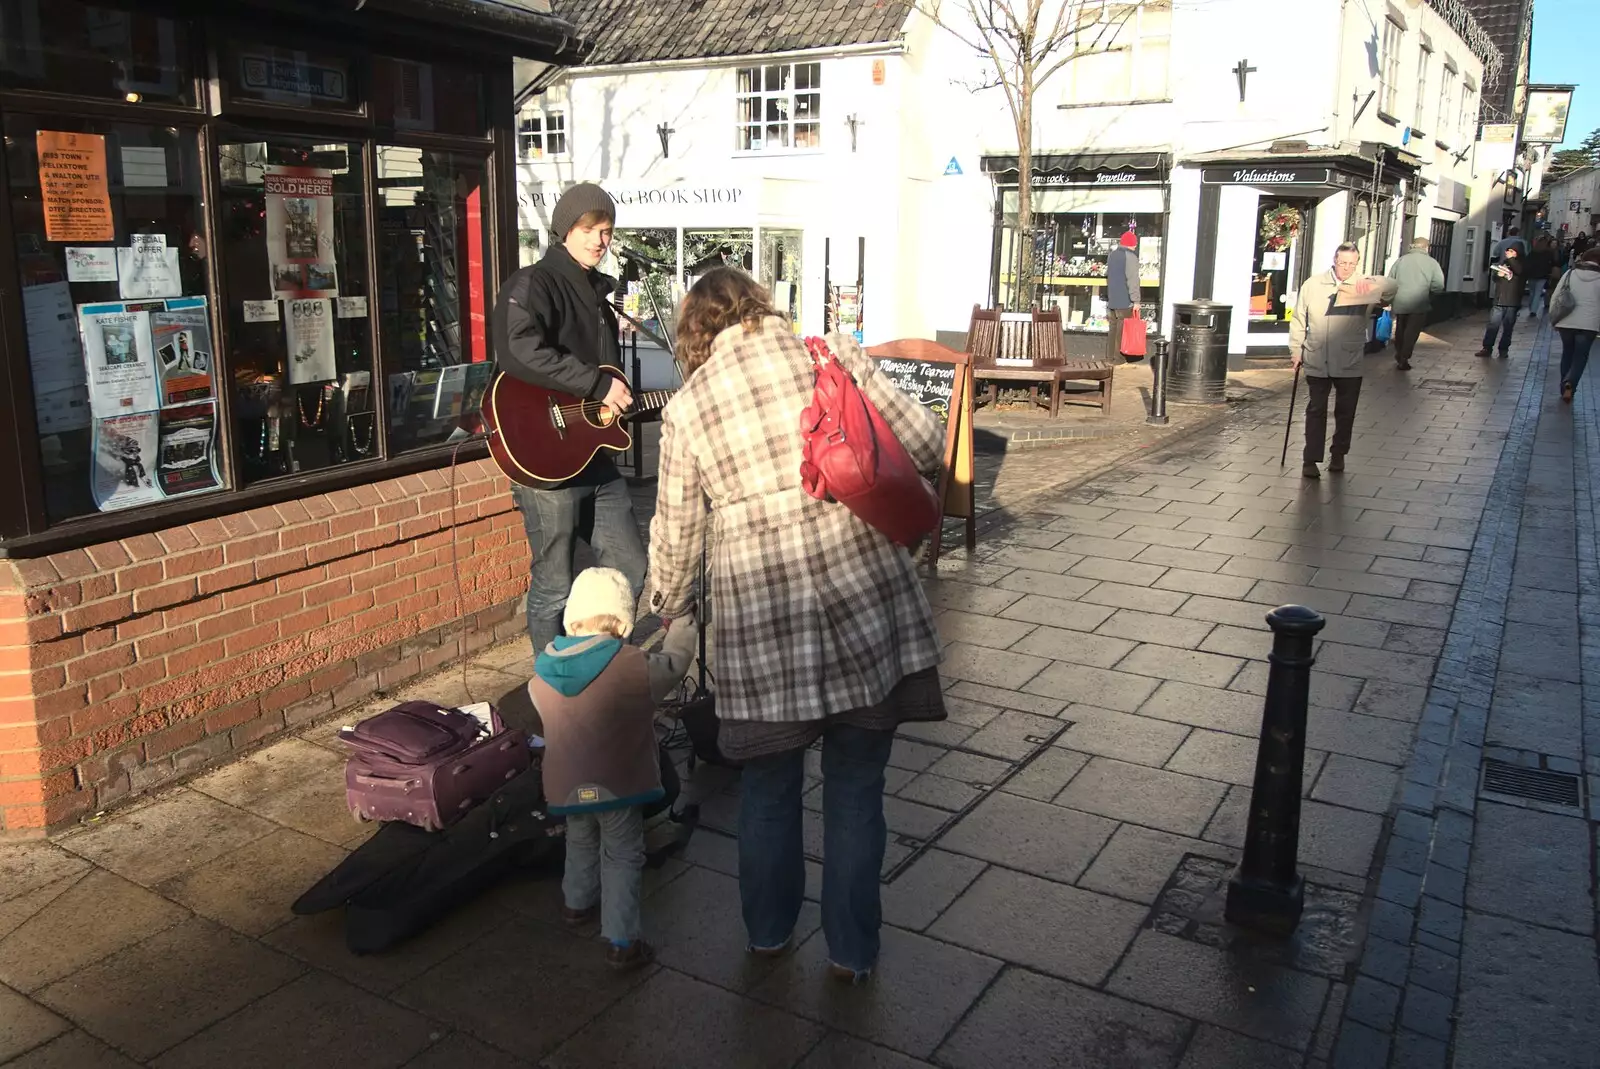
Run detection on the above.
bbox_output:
[867,338,976,568]
[873,356,959,424]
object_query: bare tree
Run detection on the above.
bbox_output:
[916,0,1152,309]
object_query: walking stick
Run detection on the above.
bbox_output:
[1280,359,1302,468]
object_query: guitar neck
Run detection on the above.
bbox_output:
[631,389,676,413]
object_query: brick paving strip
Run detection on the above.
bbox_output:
[0,317,1579,1068]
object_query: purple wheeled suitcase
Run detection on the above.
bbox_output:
[341,701,530,832]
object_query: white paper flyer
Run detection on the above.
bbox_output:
[65,247,118,283]
[116,235,182,300]
[78,303,159,418]
[285,298,337,383]
[91,411,162,511]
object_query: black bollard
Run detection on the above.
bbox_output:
[1146,334,1169,426]
[1225,604,1326,936]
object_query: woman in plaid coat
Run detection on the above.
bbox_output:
[647,268,946,982]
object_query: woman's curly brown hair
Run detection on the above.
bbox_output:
[676,267,784,376]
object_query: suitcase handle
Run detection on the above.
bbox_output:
[353,773,421,790]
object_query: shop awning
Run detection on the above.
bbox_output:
[232,0,590,62]
[981,152,1169,175]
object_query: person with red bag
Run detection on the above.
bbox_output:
[1107,230,1145,361]
[646,267,947,984]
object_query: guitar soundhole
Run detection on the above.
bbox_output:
[589,404,616,429]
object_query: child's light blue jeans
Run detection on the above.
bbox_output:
[563,805,645,945]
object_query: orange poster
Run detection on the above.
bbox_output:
[36,131,114,243]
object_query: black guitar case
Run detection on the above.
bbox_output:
[292,746,693,954]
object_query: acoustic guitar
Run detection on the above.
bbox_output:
[483,366,676,486]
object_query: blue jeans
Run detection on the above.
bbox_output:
[738,723,894,973]
[1559,328,1595,388]
[1527,277,1548,316]
[1483,305,1517,355]
[513,478,647,653]
[563,805,645,944]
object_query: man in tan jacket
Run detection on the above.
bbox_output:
[1288,243,1399,478]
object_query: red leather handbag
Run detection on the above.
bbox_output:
[798,336,941,548]
[1120,315,1148,357]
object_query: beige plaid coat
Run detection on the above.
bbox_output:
[647,318,945,725]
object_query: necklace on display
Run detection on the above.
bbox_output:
[298,388,327,429]
[349,411,376,456]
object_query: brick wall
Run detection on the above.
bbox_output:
[0,460,530,835]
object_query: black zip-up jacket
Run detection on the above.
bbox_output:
[492,244,623,487]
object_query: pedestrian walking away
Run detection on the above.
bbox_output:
[491,183,648,653]
[1526,234,1556,317]
[1386,236,1445,369]
[1491,226,1529,262]
[646,267,948,984]
[1288,242,1397,479]
[1106,230,1142,363]
[1550,246,1600,403]
[1478,246,1527,359]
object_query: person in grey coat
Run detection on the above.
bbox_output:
[1288,243,1398,479]
[1550,247,1600,402]
[1105,231,1142,362]
[1386,237,1445,370]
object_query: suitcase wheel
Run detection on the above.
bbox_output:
[351,808,372,824]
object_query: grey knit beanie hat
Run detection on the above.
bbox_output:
[551,183,616,240]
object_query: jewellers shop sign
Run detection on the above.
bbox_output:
[998,169,1154,187]
[1202,167,1331,185]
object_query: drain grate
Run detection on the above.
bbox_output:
[1420,379,1478,397]
[1481,759,1583,807]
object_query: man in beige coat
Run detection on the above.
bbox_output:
[1288,243,1399,478]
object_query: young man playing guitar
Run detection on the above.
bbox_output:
[492,183,646,653]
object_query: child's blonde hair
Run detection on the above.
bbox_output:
[565,613,629,638]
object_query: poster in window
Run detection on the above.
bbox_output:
[36,131,115,242]
[150,298,214,406]
[285,298,337,383]
[264,165,338,298]
[66,247,118,283]
[432,364,468,419]
[117,235,183,300]
[78,303,160,418]
[23,282,91,434]
[91,411,162,511]
[156,403,221,497]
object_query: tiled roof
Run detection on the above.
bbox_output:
[551,0,913,65]
[1453,0,1529,121]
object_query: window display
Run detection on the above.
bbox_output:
[1000,208,1164,332]
[217,136,374,483]
[1250,198,1315,329]
[4,114,218,521]
[376,147,492,453]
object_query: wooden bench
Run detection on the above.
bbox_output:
[967,306,1115,417]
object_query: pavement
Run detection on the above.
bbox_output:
[2,312,1596,1068]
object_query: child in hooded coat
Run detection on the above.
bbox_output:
[528,567,697,968]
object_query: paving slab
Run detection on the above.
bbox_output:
[795,1032,936,1069]
[545,969,824,1069]
[1454,914,1600,1069]
[936,967,1191,1069]
[156,827,347,937]
[1052,756,1227,837]
[0,982,68,1063]
[1054,706,1191,766]
[937,791,1116,883]
[35,915,303,1059]
[0,1030,142,1069]
[749,925,1000,1059]
[150,970,437,1069]
[880,850,987,932]
[1078,823,1232,906]
[645,866,821,992]
[57,789,279,888]
[0,868,188,993]
[929,867,1145,985]
[1108,930,1329,1050]
[401,1033,532,1069]
[1466,802,1594,935]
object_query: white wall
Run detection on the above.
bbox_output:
[1544,169,1600,241]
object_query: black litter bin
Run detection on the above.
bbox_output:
[1170,300,1232,404]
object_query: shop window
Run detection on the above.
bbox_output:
[1250,198,1315,330]
[518,109,567,159]
[760,229,805,331]
[4,115,218,521]
[1414,46,1430,131]
[216,136,375,483]
[1437,66,1456,144]
[683,229,754,287]
[222,41,357,113]
[998,190,1163,332]
[1379,17,1404,117]
[371,56,485,137]
[375,147,492,454]
[0,0,195,106]
[1063,1,1171,105]
[735,63,821,152]
[611,228,678,339]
